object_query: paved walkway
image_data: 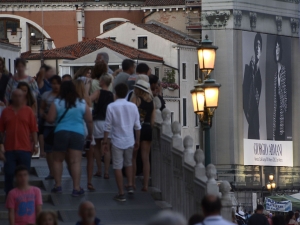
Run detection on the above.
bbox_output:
[0,158,161,225]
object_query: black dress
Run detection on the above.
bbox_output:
[138,97,154,141]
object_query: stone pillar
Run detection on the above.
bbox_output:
[183,135,195,166]
[154,97,163,124]
[172,121,183,150]
[162,108,172,136]
[194,148,207,182]
[76,9,85,42]
[206,164,219,195]
[219,181,233,222]
[43,38,53,50]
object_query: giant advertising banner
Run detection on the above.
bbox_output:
[265,198,292,212]
[243,31,293,166]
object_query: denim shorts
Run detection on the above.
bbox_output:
[53,130,85,152]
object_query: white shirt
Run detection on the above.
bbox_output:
[196,216,235,225]
[104,98,141,149]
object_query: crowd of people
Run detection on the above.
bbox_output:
[0,52,167,224]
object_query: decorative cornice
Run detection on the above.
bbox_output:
[274,0,299,3]
[233,10,242,28]
[249,12,257,29]
[290,18,299,34]
[275,16,282,33]
[202,10,230,28]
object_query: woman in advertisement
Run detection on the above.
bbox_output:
[272,36,288,141]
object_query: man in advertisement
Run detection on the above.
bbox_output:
[243,33,262,139]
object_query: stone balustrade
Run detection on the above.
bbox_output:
[151,105,233,220]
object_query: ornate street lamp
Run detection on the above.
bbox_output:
[191,35,221,166]
[266,174,276,195]
[197,35,218,79]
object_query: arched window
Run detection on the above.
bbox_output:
[0,18,20,40]
[29,24,45,46]
[100,18,129,33]
[103,21,124,32]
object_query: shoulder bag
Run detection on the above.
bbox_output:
[44,108,69,145]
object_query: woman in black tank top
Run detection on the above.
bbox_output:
[131,80,154,191]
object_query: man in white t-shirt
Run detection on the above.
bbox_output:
[103,83,141,202]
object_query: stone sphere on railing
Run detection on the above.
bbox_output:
[183,135,193,151]
[194,148,205,168]
[171,121,181,137]
[154,97,163,123]
[162,108,171,124]
[219,180,231,198]
[206,164,217,184]
[154,96,162,110]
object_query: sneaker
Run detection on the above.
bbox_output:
[114,194,126,202]
[51,186,62,193]
[127,186,134,195]
[72,188,85,197]
[45,175,54,180]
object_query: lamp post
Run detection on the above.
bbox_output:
[267,174,276,195]
[191,35,221,166]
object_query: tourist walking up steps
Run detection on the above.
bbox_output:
[113,59,135,92]
[6,165,43,225]
[40,75,62,180]
[131,79,155,192]
[17,82,38,116]
[0,89,39,195]
[103,83,141,202]
[73,79,95,191]
[5,58,39,105]
[90,75,114,180]
[46,81,93,197]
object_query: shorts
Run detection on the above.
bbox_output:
[111,145,133,170]
[93,120,110,139]
[53,130,85,152]
[43,126,55,153]
[141,123,152,141]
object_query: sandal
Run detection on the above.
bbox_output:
[93,172,102,178]
[104,173,109,179]
[125,184,136,190]
[88,183,95,191]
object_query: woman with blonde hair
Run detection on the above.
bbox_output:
[131,79,155,191]
[36,210,58,225]
[74,67,92,80]
[73,79,95,191]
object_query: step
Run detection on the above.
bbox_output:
[155,201,172,210]
[148,187,162,200]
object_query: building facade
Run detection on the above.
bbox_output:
[0,0,145,52]
[99,21,202,149]
[0,39,20,73]
[202,0,300,207]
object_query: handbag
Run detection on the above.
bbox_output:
[44,108,69,145]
